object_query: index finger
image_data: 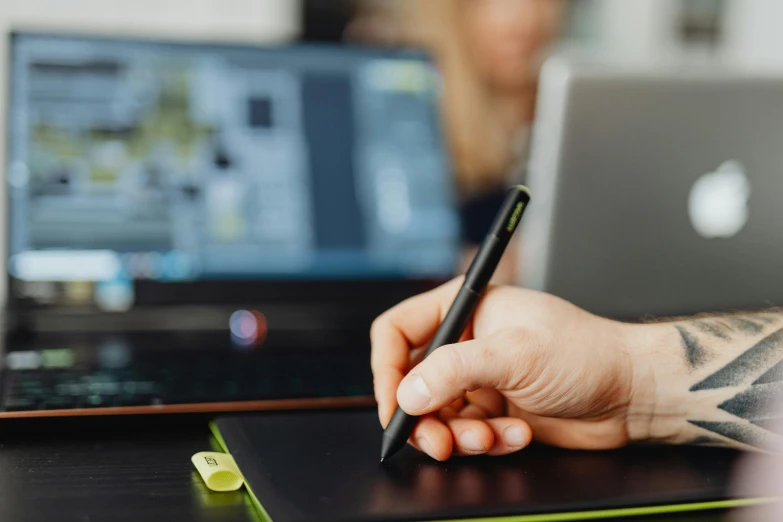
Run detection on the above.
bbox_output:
[370,277,464,425]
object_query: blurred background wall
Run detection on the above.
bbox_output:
[723,0,783,69]
[0,0,300,41]
[566,0,783,68]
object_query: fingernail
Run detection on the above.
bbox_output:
[416,436,437,460]
[459,430,485,452]
[503,426,528,448]
[398,375,431,412]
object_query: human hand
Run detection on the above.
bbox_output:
[370,277,637,461]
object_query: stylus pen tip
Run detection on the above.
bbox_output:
[380,457,385,463]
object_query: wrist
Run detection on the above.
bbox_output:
[624,322,692,444]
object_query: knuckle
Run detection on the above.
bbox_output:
[392,307,416,331]
[369,315,384,336]
[369,313,391,342]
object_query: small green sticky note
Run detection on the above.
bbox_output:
[191,451,244,492]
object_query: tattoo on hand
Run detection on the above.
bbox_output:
[679,312,783,450]
[676,326,710,369]
[687,434,728,446]
[692,320,732,340]
[726,317,764,335]
[690,327,783,391]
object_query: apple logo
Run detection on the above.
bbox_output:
[688,160,751,239]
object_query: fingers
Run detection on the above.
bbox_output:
[377,367,405,427]
[444,397,531,456]
[457,404,489,420]
[455,390,503,420]
[415,410,532,458]
[397,330,522,416]
[484,418,533,456]
[405,399,533,460]
[465,388,506,418]
[442,416,495,456]
[407,346,428,372]
[410,415,453,461]
[371,277,463,423]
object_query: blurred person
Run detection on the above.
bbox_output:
[371,277,783,460]
[302,0,357,42]
[348,0,566,280]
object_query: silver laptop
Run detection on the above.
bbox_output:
[520,57,783,320]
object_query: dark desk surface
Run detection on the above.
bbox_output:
[0,416,742,522]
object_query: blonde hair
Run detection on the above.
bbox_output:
[360,0,518,196]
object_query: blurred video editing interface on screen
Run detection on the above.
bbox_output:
[7,34,459,310]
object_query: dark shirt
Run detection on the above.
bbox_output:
[459,186,509,245]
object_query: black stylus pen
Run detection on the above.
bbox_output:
[380,185,531,462]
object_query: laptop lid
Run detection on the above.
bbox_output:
[5,32,459,325]
[521,57,783,320]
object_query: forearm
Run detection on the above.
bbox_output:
[626,310,783,451]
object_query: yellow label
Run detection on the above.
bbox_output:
[506,202,525,232]
[191,451,244,492]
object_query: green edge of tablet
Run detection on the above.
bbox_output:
[210,421,274,522]
[209,424,777,521]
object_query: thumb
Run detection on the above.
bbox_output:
[396,330,523,415]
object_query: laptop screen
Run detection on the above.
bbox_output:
[6,34,459,310]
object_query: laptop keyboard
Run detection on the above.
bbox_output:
[1,335,374,411]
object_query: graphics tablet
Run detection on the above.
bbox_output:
[212,409,772,522]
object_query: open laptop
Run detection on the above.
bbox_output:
[521,57,783,320]
[0,33,459,417]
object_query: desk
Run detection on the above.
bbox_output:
[0,416,742,522]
